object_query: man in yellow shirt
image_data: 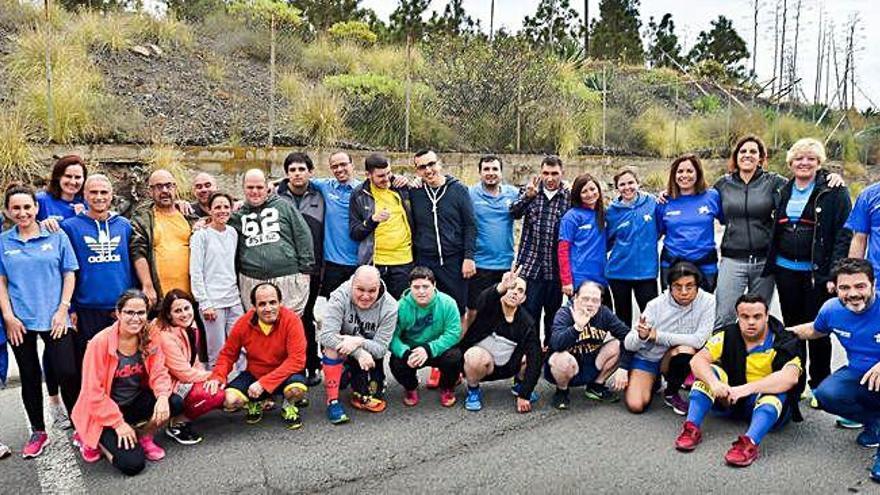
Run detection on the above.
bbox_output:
[349,153,414,299]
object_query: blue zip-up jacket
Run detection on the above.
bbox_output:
[61,213,134,310]
[605,192,660,281]
[469,183,518,270]
[410,175,476,263]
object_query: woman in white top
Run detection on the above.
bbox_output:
[189,193,243,369]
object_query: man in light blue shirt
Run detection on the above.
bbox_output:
[465,155,519,328]
[312,151,362,296]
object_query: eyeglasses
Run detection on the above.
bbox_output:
[120,309,148,319]
[416,161,438,171]
[150,182,176,191]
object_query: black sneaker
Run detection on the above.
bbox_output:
[305,369,322,387]
[165,422,203,445]
[295,397,310,408]
[369,379,387,400]
[552,388,571,410]
[584,383,619,403]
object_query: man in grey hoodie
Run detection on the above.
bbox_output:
[318,266,398,424]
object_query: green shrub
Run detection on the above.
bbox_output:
[638,67,682,87]
[228,0,302,30]
[283,83,347,147]
[298,38,360,78]
[131,13,194,49]
[693,94,722,114]
[328,21,377,45]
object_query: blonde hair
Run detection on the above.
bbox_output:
[786,138,827,165]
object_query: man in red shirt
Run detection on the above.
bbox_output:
[205,283,308,429]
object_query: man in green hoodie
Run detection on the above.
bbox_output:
[389,267,462,408]
[231,169,315,315]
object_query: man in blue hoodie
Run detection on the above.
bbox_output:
[465,155,519,329]
[60,174,134,355]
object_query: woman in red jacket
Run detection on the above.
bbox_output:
[151,290,225,446]
[71,290,183,476]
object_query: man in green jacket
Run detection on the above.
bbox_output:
[389,266,462,408]
[231,169,315,314]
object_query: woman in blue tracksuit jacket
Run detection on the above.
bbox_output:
[605,168,660,327]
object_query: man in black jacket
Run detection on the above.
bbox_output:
[459,266,541,413]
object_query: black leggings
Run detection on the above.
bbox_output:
[98,392,184,476]
[608,278,658,328]
[302,275,321,373]
[390,348,462,391]
[10,330,80,431]
[776,267,832,389]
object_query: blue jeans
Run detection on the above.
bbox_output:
[0,341,7,386]
[815,366,880,426]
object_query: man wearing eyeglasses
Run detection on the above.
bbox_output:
[130,169,199,309]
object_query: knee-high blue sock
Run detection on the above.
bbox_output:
[686,389,713,426]
[746,404,780,445]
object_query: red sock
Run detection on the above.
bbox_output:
[323,359,344,404]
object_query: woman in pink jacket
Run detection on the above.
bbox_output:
[151,289,225,445]
[71,290,183,476]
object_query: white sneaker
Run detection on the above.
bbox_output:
[50,403,72,430]
[0,442,11,459]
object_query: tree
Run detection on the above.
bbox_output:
[386,0,430,43]
[521,0,585,58]
[688,15,749,80]
[646,13,682,69]
[58,0,131,11]
[427,0,480,38]
[589,0,644,64]
[288,0,371,32]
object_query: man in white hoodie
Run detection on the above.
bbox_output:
[621,261,715,415]
[318,266,398,424]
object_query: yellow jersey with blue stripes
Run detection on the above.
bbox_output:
[705,330,802,383]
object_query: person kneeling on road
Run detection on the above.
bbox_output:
[545,281,631,410]
[459,266,541,413]
[319,266,398,424]
[674,293,804,467]
[389,267,462,408]
[623,262,715,415]
[204,283,309,430]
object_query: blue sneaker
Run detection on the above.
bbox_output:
[510,382,540,403]
[326,400,350,425]
[837,417,864,429]
[872,448,880,482]
[465,387,483,412]
[858,422,880,448]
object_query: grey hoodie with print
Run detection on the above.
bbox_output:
[318,275,399,360]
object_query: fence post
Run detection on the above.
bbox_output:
[602,65,607,157]
[404,33,411,151]
[268,13,276,148]
[44,0,54,142]
[673,83,679,153]
[515,78,521,153]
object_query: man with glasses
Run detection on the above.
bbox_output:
[276,152,325,386]
[312,151,362,296]
[131,169,199,309]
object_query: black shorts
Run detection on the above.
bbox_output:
[467,269,506,310]
[483,355,523,383]
[227,370,307,401]
[321,261,358,297]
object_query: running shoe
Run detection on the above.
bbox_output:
[674,421,702,452]
[21,431,49,459]
[304,369,322,387]
[50,403,71,430]
[837,417,864,429]
[281,402,303,430]
[245,400,264,424]
[439,388,456,407]
[663,391,689,416]
[326,400,350,425]
[858,421,880,449]
[584,383,619,403]
[403,389,420,407]
[872,448,880,483]
[71,432,101,463]
[294,397,310,409]
[138,434,166,461]
[368,379,386,400]
[0,442,11,460]
[465,386,483,412]
[350,392,386,413]
[510,382,540,403]
[551,388,570,410]
[165,422,203,446]
[426,368,441,389]
[724,435,759,467]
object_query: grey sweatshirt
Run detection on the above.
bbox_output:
[189,226,241,309]
[318,277,399,360]
[624,289,715,362]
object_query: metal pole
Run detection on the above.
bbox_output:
[404,33,411,151]
[602,66,607,156]
[584,0,589,55]
[44,0,54,141]
[269,13,276,147]
[489,0,495,42]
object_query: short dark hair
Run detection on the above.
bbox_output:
[541,155,563,169]
[250,282,283,306]
[478,155,502,172]
[365,153,390,172]
[832,258,875,284]
[284,152,313,172]
[157,289,195,328]
[409,266,435,284]
[735,293,769,312]
[666,261,702,286]
[208,192,234,209]
[414,149,434,159]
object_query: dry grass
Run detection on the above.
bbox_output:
[145,145,193,200]
[285,83,347,147]
[132,13,194,49]
[204,53,228,83]
[0,110,41,183]
[70,10,137,52]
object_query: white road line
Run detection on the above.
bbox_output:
[35,401,87,494]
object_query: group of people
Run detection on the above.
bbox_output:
[1,136,879,482]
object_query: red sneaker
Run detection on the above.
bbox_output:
[22,431,49,459]
[138,434,166,462]
[439,388,456,407]
[674,421,702,452]
[72,432,101,463]
[403,389,420,407]
[724,435,759,467]
[426,368,441,389]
